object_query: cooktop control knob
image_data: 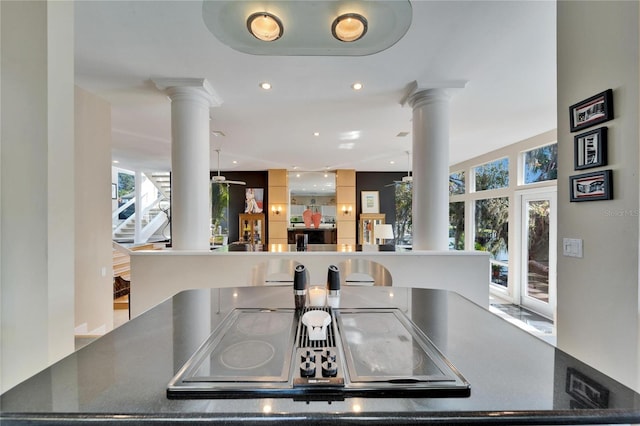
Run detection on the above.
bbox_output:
[322,360,338,377]
[301,350,316,362]
[300,361,316,377]
[322,349,337,363]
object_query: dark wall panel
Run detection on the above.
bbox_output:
[212,171,268,243]
[356,172,407,227]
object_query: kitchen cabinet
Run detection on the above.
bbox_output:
[358,213,385,245]
[239,213,264,244]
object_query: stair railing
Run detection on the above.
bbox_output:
[137,196,169,242]
[112,197,136,234]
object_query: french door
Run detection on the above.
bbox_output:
[520,190,556,319]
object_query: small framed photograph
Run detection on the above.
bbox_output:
[565,367,609,408]
[112,183,117,199]
[569,89,613,132]
[574,127,607,170]
[361,191,380,214]
[570,170,612,202]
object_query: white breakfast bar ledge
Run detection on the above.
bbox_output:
[128,246,490,317]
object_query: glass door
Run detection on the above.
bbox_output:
[520,190,556,319]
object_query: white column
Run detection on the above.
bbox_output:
[408,88,453,250]
[1,0,75,392]
[134,171,143,244]
[154,79,221,250]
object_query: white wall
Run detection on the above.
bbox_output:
[0,1,75,392]
[129,250,490,317]
[74,87,113,335]
[557,1,639,392]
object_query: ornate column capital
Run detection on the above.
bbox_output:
[153,77,223,108]
[400,80,467,108]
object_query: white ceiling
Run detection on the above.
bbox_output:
[74,0,557,175]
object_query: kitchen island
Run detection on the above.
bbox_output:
[1,286,639,425]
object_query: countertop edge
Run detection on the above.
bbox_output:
[1,409,639,425]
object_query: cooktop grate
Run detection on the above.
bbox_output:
[298,307,335,348]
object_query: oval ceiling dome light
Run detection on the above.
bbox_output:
[332,13,368,42]
[247,12,283,42]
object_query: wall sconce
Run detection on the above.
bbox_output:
[271,205,282,215]
[341,205,352,215]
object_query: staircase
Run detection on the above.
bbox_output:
[146,171,171,200]
[112,206,165,242]
[112,171,171,243]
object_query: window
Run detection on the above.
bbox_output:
[394,182,412,246]
[449,171,465,195]
[475,197,509,287]
[523,143,558,184]
[449,202,464,250]
[474,158,509,191]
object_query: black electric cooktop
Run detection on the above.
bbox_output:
[167,307,470,400]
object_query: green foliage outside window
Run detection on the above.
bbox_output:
[394,182,412,245]
[524,144,558,184]
[475,158,509,191]
[449,171,465,195]
[449,202,464,250]
[474,197,509,259]
[211,183,230,234]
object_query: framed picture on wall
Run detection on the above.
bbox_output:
[565,367,609,408]
[361,191,380,214]
[569,170,613,202]
[569,89,613,132]
[574,127,607,170]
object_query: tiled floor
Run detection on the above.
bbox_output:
[490,296,556,345]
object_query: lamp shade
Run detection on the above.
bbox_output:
[374,224,394,241]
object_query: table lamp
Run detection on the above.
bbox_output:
[374,224,394,245]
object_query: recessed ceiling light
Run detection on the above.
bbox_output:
[332,13,368,42]
[390,160,395,165]
[112,160,119,164]
[232,160,238,164]
[211,130,226,137]
[313,132,320,136]
[259,82,272,90]
[351,82,363,91]
[247,12,283,42]
[396,131,410,137]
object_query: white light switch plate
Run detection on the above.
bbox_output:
[563,238,583,258]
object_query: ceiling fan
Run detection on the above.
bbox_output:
[211,149,246,185]
[386,151,412,187]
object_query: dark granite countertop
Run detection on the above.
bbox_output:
[1,286,639,425]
